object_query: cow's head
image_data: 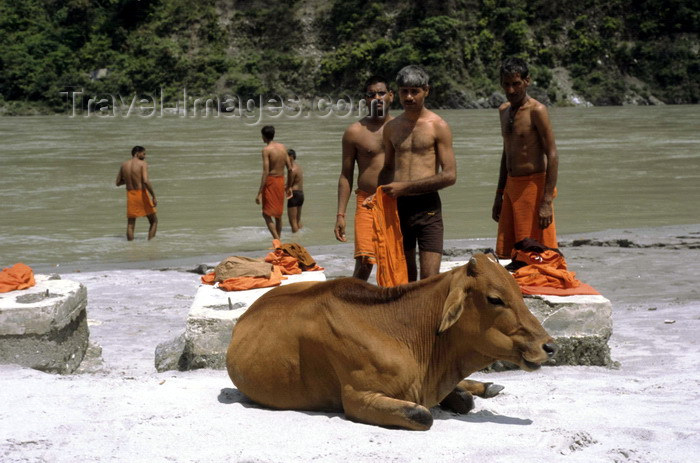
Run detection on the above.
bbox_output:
[439,253,556,371]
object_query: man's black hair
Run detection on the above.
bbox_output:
[500,57,530,80]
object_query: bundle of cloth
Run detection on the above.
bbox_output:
[201,240,323,291]
[505,238,600,296]
[0,263,36,293]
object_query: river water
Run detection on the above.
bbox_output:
[1,104,698,271]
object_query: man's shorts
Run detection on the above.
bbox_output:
[287,190,304,208]
[397,192,444,254]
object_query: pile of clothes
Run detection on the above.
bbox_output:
[0,263,35,293]
[201,240,323,291]
[505,238,599,296]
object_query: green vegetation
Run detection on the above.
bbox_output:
[1,0,697,113]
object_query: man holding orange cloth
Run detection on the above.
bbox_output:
[335,76,394,281]
[256,125,293,240]
[492,57,559,258]
[116,146,158,241]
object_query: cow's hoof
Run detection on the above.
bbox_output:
[483,382,505,398]
[440,389,475,414]
[403,405,434,430]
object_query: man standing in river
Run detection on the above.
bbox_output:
[256,125,293,240]
[116,145,158,241]
[378,65,457,281]
[492,57,559,258]
[335,75,394,280]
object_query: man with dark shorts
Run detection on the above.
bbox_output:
[286,149,304,233]
[379,65,457,281]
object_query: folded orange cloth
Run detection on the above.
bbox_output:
[262,175,285,218]
[201,266,285,291]
[218,266,284,291]
[354,189,377,264]
[496,173,557,258]
[511,249,600,296]
[0,263,36,293]
[127,189,156,218]
[370,186,408,287]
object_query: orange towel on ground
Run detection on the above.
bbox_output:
[0,263,36,293]
[127,189,156,218]
[496,173,557,258]
[370,187,409,287]
[262,175,285,218]
[354,189,377,264]
[511,249,600,296]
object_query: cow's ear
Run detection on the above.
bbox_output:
[466,256,479,277]
[438,269,468,334]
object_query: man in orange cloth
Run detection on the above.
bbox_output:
[378,65,457,282]
[0,263,35,293]
[335,76,394,280]
[492,57,559,258]
[116,146,158,240]
[256,125,293,240]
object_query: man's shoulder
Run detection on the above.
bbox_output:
[343,120,364,137]
[498,102,511,112]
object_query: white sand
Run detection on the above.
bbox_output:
[1,229,699,462]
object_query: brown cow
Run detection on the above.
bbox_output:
[226,253,556,430]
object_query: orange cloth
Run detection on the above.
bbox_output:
[496,173,557,258]
[127,189,156,218]
[512,249,600,296]
[262,175,285,218]
[200,239,324,291]
[354,189,377,264]
[265,239,324,274]
[370,186,409,287]
[0,263,36,293]
[201,266,285,291]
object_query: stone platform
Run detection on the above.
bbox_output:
[0,274,89,374]
[156,271,327,371]
[160,260,612,371]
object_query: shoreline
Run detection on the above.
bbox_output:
[30,222,700,275]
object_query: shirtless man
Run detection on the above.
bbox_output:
[256,125,293,240]
[286,149,304,233]
[492,57,559,258]
[335,75,394,280]
[116,146,158,241]
[379,65,457,281]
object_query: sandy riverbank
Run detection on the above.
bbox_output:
[1,226,699,462]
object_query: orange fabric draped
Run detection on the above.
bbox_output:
[0,263,36,293]
[200,240,323,292]
[265,239,324,274]
[496,173,557,258]
[354,189,377,264]
[201,266,285,291]
[370,186,409,287]
[511,249,600,296]
[262,175,285,218]
[127,189,156,218]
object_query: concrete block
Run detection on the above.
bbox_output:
[178,271,327,370]
[0,275,89,374]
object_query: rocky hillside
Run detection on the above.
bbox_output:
[0,0,697,114]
